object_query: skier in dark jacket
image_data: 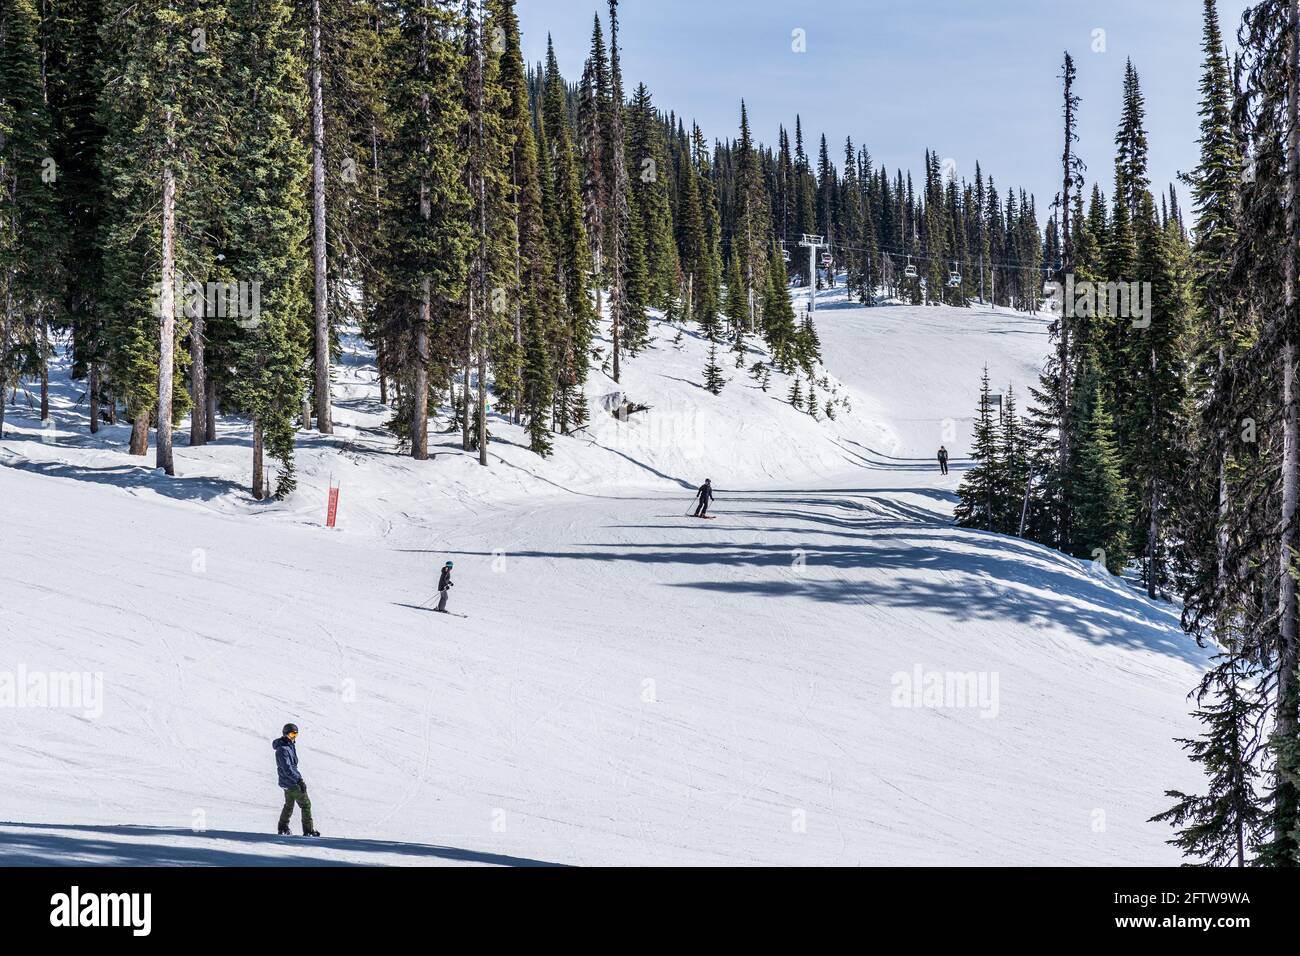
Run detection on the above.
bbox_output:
[937,446,949,476]
[274,723,319,836]
[693,479,715,518]
[436,561,454,613]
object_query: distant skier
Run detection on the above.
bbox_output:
[435,561,454,613]
[693,479,715,518]
[273,723,319,837]
[937,446,949,476]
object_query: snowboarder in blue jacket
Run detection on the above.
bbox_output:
[274,723,319,836]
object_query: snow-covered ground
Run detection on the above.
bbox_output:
[0,286,1209,865]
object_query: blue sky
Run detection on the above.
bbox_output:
[519,0,1253,221]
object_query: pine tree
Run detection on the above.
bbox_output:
[41,0,109,437]
[998,386,1029,534]
[1128,190,1191,597]
[381,0,470,460]
[540,37,595,434]
[1073,386,1131,572]
[1115,59,1151,217]
[732,101,769,329]
[955,369,1001,532]
[692,124,723,335]
[223,0,312,499]
[627,83,677,311]
[703,334,724,395]
[577,36,605,324]
[1152,654,1269,866]
[98,0,233,467]
[1051,51,1086,515]
[462,0,520,464]
[605,0,630,381]
[796,313,822,373]
[761,244,797,364]
[676,133,712,333]
[305,0,389,436]
[1207,0,1300,864]
[0,0,60,440]
[724,247,748,338]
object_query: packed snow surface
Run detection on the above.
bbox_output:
[0,288,1208,865]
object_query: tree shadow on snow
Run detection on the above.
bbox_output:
[0,823,564,867]
[438,518,1200,665]
[3,456,248,503]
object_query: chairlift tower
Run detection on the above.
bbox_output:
[799,234,825,314]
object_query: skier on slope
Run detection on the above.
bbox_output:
[937,446,949,476]
[693,479,715,518]
[435,561,454,613]
[273,723,320,837]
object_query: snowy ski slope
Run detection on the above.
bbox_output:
[0,287,1210,865]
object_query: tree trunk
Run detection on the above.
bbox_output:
[377,341,388,406]
[156,158,177,475]
[88,362,100,435]
[461,315,472,451]
[412,12,431,462]
[1276,0,1300,849]
[477,332,487,467]
[1147,481,1159,600]
[129,409,149,456]
[205,376,217,442]
[1148,342,1160,601]
[1216,338,1230,605]
[189,311,206,446]
[413,281,430,460]
[252,421,265,500]
[301,395,312,430]
[39,314,48,420]
[0,281,10,440]
[310,0,332,434]
[1058,55,1077,543]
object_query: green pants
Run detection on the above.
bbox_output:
[279,786,314,832]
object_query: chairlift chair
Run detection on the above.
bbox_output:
[821,254,833,267]
[903,256,918,280]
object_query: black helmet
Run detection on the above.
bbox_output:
[282,723,299,736]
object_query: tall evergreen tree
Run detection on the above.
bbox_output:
[222,0,312,498]
[0,0,59,440]
[604,0,630,381]
[540,36,595,434]
[381,0,470,460]
[1073,386,1131,573]
[955,368,1001,532]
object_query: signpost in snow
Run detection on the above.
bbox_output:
[326,483,340,529]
